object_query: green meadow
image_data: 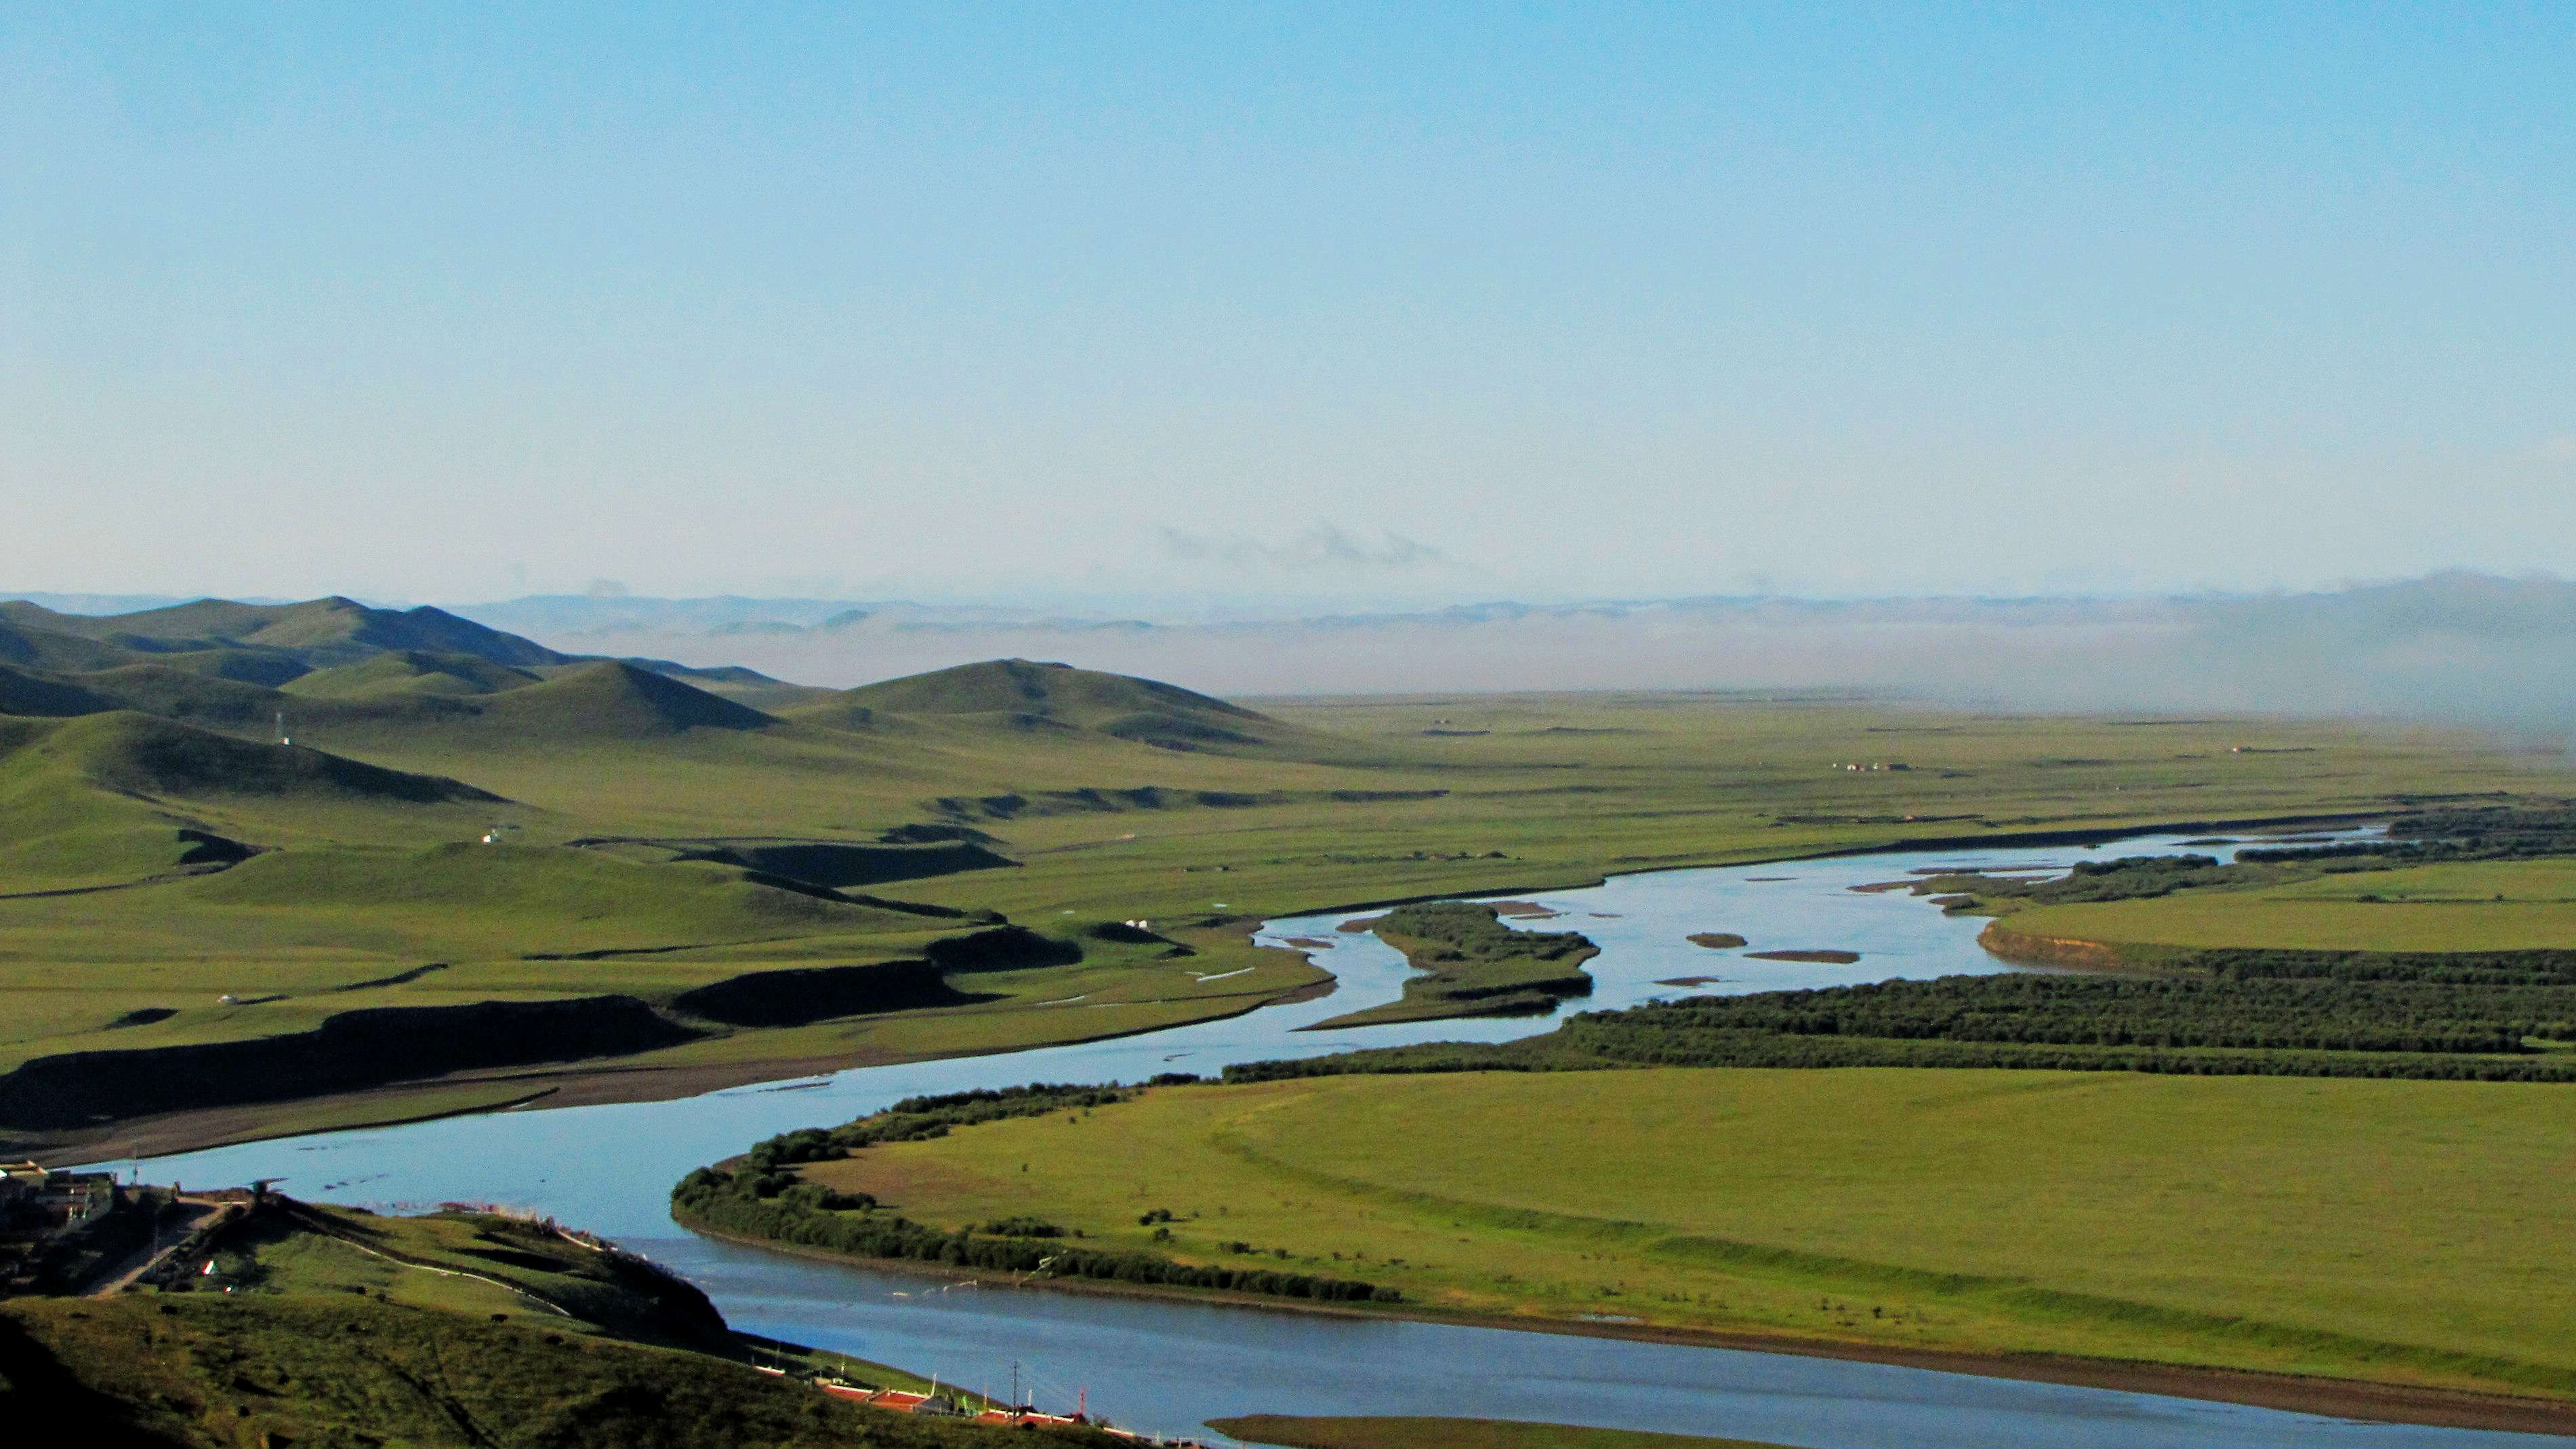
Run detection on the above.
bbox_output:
[794,1068,2576,1404]
[3,596,2571,1155]
[2003,856,2576,954]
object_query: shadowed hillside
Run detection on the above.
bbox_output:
[0,616,136,673]
[4,712,502,806]
[0,712,505,891]
[0,596,569,668]
[0,596,812,739]
[468,659,774,738]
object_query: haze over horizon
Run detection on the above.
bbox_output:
[5,6,2571,611]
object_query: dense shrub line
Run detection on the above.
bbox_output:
[1573,975,2576,1055]
[675,1078,1397,1305]
[1223,939,2576,1085]
[2169,947,2576,986]
[1223,1027,2576,1085]
[1374,901,1596,968]
[1928,854,2280,906]
[1544,1025,2576,1081]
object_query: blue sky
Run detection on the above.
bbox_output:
[3,5,2570,609]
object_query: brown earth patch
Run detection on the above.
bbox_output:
[1744,949,1860,964]
[1686,933,1747,950]
[1978,922,2125,968]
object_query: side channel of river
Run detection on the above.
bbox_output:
[118,830,2576,1449]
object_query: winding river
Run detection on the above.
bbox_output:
[111,830,2576,1449]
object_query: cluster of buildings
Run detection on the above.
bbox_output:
[1,1160,121,1285]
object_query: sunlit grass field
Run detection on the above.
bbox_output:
[2004,857,2576,953]
[6,683,2567,1149]
[804,1067,2576,1401]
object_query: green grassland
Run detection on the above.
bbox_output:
[1209,1416,1794,1449]
[2001,857,2576,954]
[4,595,2572,1154]
[0,1197,1084,1448]
[785,1069,2576,1405]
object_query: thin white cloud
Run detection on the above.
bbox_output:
[1154,523,1453,574]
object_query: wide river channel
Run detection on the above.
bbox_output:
[117,830,2575,1449]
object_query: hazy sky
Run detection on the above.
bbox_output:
[4,5,2571,611]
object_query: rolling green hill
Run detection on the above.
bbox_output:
[6,712,499,807]
[0,712,504,891]
[0,616,137,673]
[470,659,775,738]
[809,657,1347,757]
[279,649,547,699]
[0,661,119,718]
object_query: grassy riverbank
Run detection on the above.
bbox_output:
[1998,856,2576,955]
[758,1069,2576,1426]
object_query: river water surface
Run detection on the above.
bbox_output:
[116,830,2576,1449]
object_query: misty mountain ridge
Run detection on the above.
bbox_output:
[14,573,2576,730]
[406,572,2576,731]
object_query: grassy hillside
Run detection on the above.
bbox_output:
[0,712,502,892]
[769,1069,2576,1408]
[0,1197,1090,1448]
[280,649,546,699]
[817,658,1351,758]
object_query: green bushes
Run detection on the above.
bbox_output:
[1225,943,2576,1087]
[1317,903,1599,1027]
[1574,974,2576,1055]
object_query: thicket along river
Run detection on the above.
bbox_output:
[118,830,2576,1449]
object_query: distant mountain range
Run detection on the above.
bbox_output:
[12,574,2576,728]
[449,575,2576,729]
